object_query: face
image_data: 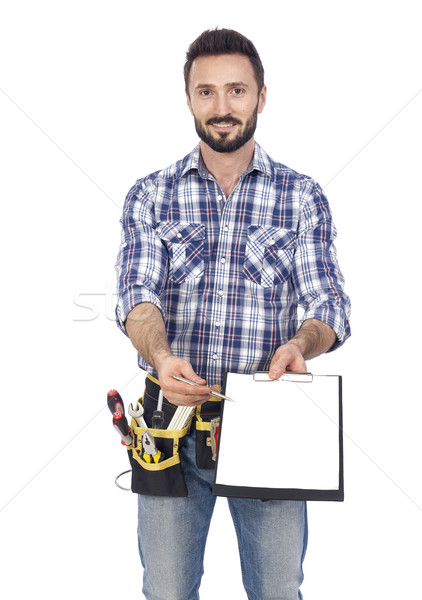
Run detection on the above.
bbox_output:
[186,54,266,153]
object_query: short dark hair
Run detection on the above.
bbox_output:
[184,28,265,96]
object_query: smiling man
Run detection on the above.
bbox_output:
[115,28,351,600]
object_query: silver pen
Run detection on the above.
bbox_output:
[173,376,234,402]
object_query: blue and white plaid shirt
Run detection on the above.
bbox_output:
[115,143,351,386]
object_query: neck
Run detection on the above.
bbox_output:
[200,138,255,197]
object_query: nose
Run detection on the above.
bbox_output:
[213,92,231,117]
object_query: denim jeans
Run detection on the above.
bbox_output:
[137,428,308,600]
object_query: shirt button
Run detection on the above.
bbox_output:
[212,353,218,360]
[215,321,221,327]
[122,242,128,248]
[217,195,223,201]
[177,232,182,239]
[220,257,226,264]
[218,290,224,296]
[224,225,229,231]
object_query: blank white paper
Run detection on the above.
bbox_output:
[215,373,341,490]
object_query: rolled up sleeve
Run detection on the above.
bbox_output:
[115,179,169,335]
[293,180,351,350]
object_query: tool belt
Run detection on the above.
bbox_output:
[126,374,222,497]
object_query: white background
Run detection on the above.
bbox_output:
[0,1,421,598]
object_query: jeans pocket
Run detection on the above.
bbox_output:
[243,225,296,287]
[158,221,206,284]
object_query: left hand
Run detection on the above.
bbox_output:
[268,342,307,380]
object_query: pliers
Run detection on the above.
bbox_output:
[141,430,165,464]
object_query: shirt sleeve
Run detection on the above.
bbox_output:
[292,179,351,350]
[114,178,169,335]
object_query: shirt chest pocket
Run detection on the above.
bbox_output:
[243,225,296,287]
[158,222,206,284]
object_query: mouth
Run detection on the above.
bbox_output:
[210,122,238,134]
[206,117,242,133]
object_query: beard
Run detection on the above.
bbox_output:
[193,103,259,153]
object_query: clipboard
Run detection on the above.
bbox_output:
[213,372,344,501]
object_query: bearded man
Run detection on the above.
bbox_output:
[115,27,351,600]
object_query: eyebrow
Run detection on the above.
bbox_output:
[194,81,250,91]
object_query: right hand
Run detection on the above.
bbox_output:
[156,355,221,406]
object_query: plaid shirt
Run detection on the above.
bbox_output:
[115,143,351,386]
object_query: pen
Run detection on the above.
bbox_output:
[173,376,235,402]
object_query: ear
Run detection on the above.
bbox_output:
[186,92,194,116]
[258,85,267,114]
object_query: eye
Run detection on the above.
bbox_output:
[199,89,212,97]
[232,88,245,95]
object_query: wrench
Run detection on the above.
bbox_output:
[128,402,148,428]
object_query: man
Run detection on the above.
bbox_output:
[115,28,351,600]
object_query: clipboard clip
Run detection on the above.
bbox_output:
[253,371,313,383]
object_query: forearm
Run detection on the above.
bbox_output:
[125,302,218,405]
[287,318,336,361]
[125,303,172,371]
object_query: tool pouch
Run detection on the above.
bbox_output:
[195,399,222,470]
[128,422,190,497]
[126,375,191,497]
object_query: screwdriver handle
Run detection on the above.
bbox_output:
[113,411,132,446]
[107,389,125,415]
[152,389,164,429]
[151,410,164,429]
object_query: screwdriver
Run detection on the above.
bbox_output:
[107,389,132,445]
[113,411,133,446]
[151,390,165,429]
[107,389,125,414]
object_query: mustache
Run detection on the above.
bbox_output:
[206,115,242,126]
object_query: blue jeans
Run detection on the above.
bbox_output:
[137,428,308,600]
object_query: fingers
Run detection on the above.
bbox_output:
[157,356,214,406]
[166,382,211,406]
[209,384,222,395]
[269,343,307,380]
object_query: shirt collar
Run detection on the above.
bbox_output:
[179,142,275,181]
[251,142,276,180]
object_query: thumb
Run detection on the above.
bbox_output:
[269,346,307,380]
